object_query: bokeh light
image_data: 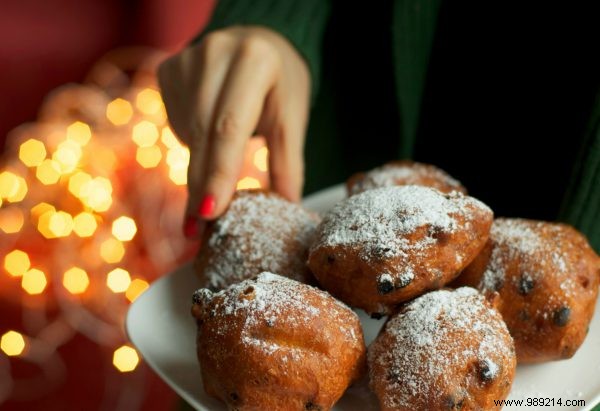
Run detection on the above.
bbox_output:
[48,211,74,237]
[132,121,159,147]
[136,145,162,168]
[106,268,131,293]
[106,98,133,125]
[112,345,139,372]
[36,159,61,185]
[125,279,149,302]
[72,212,98,237]
[236,176,261,190]
[136,88,163,115]
[62,267,90,294]
[1,331,26,357]
[66,121,92,146]
[160,127,179,148]
[68,171,92,198]
[79,177,113,212]
[0,206,24,234]
[4,250,31,277]
[100,239,125,263]
[37,210,58,238]
[53,140,82,173]
[0,171,22,199]
[253,146,269,172]
[112,216,137,241]
[19,139,47,167]
[21,268,47,295]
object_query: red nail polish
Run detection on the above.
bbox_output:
[198,194,216,218]
[183,215,198,237]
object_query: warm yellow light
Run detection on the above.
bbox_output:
[161,127,179,148]
[136,88,163,115]
[30,202,55,225]
[106,268,131,292]
[53,140,82,173]
[0,171,20,198]
[4,250,30,277]
[106,98,133,125]
[236,176,261,190]
[100,238,125,263]
[68,171,92,198]
[79,177,113,212]
[168,167,187,185]
[112,216,137,241]
[113,345,139,372]
[125,278,149,302]
[0,207,24,234]
[132,121,159,147]
[72,212,97,237]
[1,331,25,356]
[166,146,189,169]
[66,121,92,146]
[6,176,27,203]
[253,146,269,172]
[19,139,46,167]
[135,145,162,168]
[21,268,47,295]
[48,211,73,237]
[62,267,89,294]
[36,159,61,185]
[37,210,57,239]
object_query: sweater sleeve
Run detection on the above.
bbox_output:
[191,0,331,104]
[559,91,600,253]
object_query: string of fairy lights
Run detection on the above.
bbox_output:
[0,49,269,407]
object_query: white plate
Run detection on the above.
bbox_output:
[126,184,600,411]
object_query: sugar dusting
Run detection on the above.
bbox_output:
[368,288,514,409]
[196,272,361,355]
[312,185,491,283]
[349,162,464,195]
[480,219,577,298]
[201,191,319,289]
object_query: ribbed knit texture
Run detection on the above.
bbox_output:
[392,0,441,158]
[192,0,331,104]
[560,90,600,251]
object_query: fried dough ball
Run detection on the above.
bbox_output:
[453,218,600,363]
[307,185,493,316]
[368,288,516,411]
[346,160,466,196]
[191,272,366,411]
[194,190,320,290]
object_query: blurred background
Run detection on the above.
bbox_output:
[0,1,269,409]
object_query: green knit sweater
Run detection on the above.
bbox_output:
[196,0,600,253]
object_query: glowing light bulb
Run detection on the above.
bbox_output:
[72,212,97,237]
[21,268,47,294]
[132,121,159,147]
[36,159,61,185]
[126,279,149,302]
[236,176,261,190]
[1,331,26,356]
[113,345,139,372]
[135,145,162,168]
[62,267,89,294]
[253,146,269,172]
[66,121,92,146]
[100,239,125,263]
[19,139,46,167]
[53,140,82,173]
[136,88,163,115]
[106,268,131,292]
[112,216,137,241]
[4,250,30,277]
[106,98,133,125]
[0,207,24,234]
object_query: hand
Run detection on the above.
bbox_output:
[158,26,310,237]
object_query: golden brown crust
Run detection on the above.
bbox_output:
[307,186,493,316]
[192,273,366,411]
[453,218,600,363]
[194,190,320,290]
[346,160,467,196]
[368,288,516,411]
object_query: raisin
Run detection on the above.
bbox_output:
[377,275,395,295]
[518,274,535,295]
[553,306,570,327]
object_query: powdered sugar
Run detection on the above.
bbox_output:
[349,162,464,195]
[368,288,514,409]
[200,191,320,289]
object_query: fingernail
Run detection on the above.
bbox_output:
[198,194,216,219]
[183,215,199,238]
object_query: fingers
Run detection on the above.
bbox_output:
[198,37,279,219]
